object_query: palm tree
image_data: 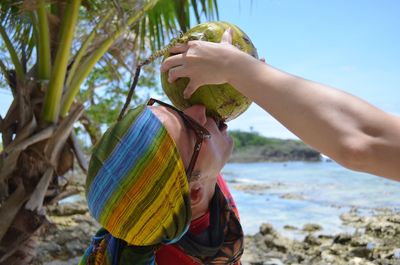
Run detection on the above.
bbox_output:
[0,0,218,263]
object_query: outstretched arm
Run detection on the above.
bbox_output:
[161,31,400,180]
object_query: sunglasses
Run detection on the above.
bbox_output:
[147,98,211,181]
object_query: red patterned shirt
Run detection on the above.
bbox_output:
[155,174,240,264]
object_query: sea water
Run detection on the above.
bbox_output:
[221,161,400,238]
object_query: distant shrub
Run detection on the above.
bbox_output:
[228,130,320,162]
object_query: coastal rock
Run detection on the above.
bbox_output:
[47,201,88,216]
[264,258,285,265]
[280,193,305,200]
[350,246,371,259]
[302,223,322,233]
[340,212,365,223]
[34,196,400,265]
[303,235,321,246]
[333,233,353,244]
[264,236,288,253]
[235,184,273,194]
[242,210,400,265]
[283,225,298,231]
[33,197,100,265]
[348,257,375,265]
[260,223,276,236]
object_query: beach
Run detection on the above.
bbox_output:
[34,161,400,264]
[242,208,400,265]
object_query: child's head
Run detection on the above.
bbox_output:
[85,99,233,245]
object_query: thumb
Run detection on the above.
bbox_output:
[183,80,201,99]
[221,28,233,44]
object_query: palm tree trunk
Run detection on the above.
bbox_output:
[0,209,46,265]
[0,85,84,263]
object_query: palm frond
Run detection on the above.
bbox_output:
[36,0,51,80]
[134,0,219,55]
[43,0,82,122]
[60,0,159,117]
[0,1,37,77]
[0,22,24,81]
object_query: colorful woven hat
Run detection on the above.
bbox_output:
[86,105,191,246]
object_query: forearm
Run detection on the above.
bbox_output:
[227,54,400,179]
[161,40,400,179]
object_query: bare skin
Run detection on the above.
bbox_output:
[150,104,233,219]
[161,29,400,181]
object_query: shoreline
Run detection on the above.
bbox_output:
[241,208,400,265]
[33,163,400,264]
[33,197,400,265]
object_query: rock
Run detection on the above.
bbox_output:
[48,201,88,216]
[260,223,276,236]
[264,258,285,265]
[36,199,400,265]
[333,233,352,245]
[280,193,304,200]
[283,225,298,231]
[234,184,272,193]
[340,212,364,223]
[264,237,288,253]
[244,209,400,264]
[350,246,371,258]
[302,223,322,233]
[388,215,400,224]
[304,235,321,246]
[320,251,338,263]
[318,234,334,240]
[41,257,81,265]
[348,257,374,265]
[33,199,101,265]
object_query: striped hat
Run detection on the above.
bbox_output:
[85,105,191,246]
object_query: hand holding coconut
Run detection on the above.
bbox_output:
[162,25,400,181]
[161,22,258,122]
[162,28,246,98]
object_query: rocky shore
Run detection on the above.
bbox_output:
[242,209,400,265]
[33,197,400,265]
[32,199,100,265]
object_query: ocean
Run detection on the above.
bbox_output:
[221,161,400,237]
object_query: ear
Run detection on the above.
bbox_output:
[189,181,204,207]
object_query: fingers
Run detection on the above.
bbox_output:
[161,44,190,72]
[160,53,185,72]
[221,28,233,44]
[166,66,201,99]
[168,43,189,54]
[167,65,187,83]
[183,80,201,99]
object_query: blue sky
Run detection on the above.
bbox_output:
[216,0,400,138]
[1,0,399,139]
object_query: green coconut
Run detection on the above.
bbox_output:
[161,21,258,122]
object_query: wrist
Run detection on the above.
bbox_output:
[220,47,244,84]
[226,50,261,87]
